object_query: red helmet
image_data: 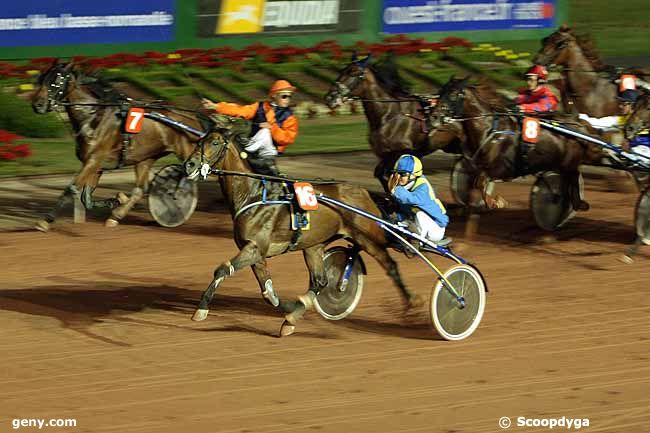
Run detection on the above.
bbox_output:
[525,65,548,80]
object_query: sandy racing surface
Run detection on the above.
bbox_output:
[1,152,649,433]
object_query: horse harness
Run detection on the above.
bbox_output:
[231,178,314,252]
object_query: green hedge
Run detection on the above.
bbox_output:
[0,92,66,138]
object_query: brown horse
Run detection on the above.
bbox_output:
[182,127,422,336]
[324,54,460,189]
[625,92,650,141]
[428,77,607,219]
[31,61,204,230]
[533,25,650,117]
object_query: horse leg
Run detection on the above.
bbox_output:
[478,174,507,209]
[564,171,589,211]
[34,182,80,232]
[360,237,423,309]
[192,241,264,321]
[106,159,154,227]
[75,159,125,212]
[374,159,390,193]
[280,245,329,336]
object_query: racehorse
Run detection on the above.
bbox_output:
[324,54,461,190]
[31,61,204,230]
[533,25,650,117]
[182,126,422,336]
[428,77,608,224]
[625,92,650,141]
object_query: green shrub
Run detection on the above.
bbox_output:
[0,92,66,138]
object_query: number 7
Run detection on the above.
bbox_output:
[125,108,145,133]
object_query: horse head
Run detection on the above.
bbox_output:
[32,61,78,114]
[325,53,371,109]
[533,25,576,67]
[427,76,470,130]
[184,127,232,180]
[625,92,650,141]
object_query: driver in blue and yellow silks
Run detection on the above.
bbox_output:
[388,155,451,247]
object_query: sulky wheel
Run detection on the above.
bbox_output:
[313,246,364,320]
[635,187,650,245]
[148,164,198,228]
[430,264,487,341]
[530,172,579,231]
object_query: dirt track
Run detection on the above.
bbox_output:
[1,153,649,433]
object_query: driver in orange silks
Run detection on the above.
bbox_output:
[201,80,299,176]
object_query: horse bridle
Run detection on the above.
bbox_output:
[40,66,72,111]
[430,83,466,127]
[331,61,368,101]
[537,35,571,66]
[192,130,231,179]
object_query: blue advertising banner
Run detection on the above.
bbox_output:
[382,0,556,34]
[0,1,175,47]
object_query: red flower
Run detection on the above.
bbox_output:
[0,130,21,142]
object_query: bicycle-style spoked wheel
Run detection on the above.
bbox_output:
[314,247,364,320]
[430,264,487,341]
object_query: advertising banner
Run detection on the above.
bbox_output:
[0,0,174,47]
[198,0,361,36]
[382,0,556,34]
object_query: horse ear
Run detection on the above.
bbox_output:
[359,54,371,67]
[63,61,76,72]
[351,51,358,62]
[559,23,570,32]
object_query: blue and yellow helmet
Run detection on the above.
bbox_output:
[393,154,423,177]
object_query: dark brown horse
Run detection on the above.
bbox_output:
[182,127,421,336]
[533,25,650,117]
[324,54,460,189]
[31,61,204,230]
[428,78,607,217]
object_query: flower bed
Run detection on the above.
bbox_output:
[0,35,472,79]
[0,130,31,161]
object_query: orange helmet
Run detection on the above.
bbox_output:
[269,80,296,96]
[525,65,548,81]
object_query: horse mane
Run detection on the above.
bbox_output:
[562,28,611,72]
[59,62,126,103]
[368,55,413,98]
[78,72,126,103]
[470,79,510,110]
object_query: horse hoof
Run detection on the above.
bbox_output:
[408,294,425,310]
[540,234,557,244]
[105,218,119,228]
[192,309,209,321]
[34,220,50,232]
[279,320,296,337]
[618,255,634,264]
[284,303,306,325]
[642,238,650,247]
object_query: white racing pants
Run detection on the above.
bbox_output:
[244,128,277,158]
[415,211,446,243]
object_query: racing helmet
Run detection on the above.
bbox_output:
[393,154,423,177]
[525,64,549,81]
[269,79,296,96]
